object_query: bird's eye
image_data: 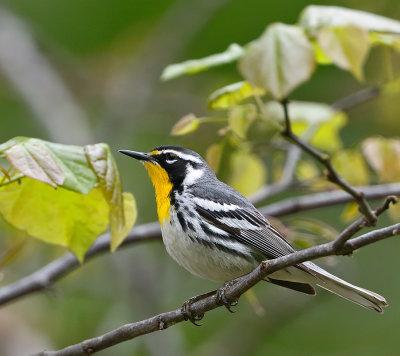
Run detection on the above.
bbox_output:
[164,153,178,164]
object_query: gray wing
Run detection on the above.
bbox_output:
[190,180,296,259]
[190,182,316,294]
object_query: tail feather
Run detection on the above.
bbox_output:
[303,261,388,313]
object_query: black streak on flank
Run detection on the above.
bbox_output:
[176,211,187,232]
[190,233,253,262]
[187,220,195,233]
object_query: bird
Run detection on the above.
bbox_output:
[119,145,387,314]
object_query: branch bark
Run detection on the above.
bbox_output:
[260,182,400,217]
[1,184,399,308]
[0,222,160,307]
[33,222,400,356]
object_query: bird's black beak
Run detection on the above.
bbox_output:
[119,150,152,162]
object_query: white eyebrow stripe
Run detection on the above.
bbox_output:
[162,149,203,164]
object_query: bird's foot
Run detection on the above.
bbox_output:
[216,280,240,313]
[181,290,216,326]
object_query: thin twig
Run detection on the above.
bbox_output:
[280,99,377,225]
[33,222,400,356]
[332,195,398,250]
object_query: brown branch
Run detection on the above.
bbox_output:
[260,183,400,217]
[0,222,161,307]
[33,221,400,356]
[280,99,377,225]
[1,184,399,308]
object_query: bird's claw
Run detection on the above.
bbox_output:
[216,281,239,313]
[181,291,216,326]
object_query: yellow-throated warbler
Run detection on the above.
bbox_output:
[120,146,387,312]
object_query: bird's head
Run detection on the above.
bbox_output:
[119,145,213,189]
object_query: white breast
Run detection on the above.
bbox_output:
[160,208,258,282]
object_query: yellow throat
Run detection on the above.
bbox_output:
[144,162,172,225]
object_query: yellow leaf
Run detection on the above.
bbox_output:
[0,178,109,261]
[362,137,400,182]
[110,192,137,251]
[227,151,267,196]
[208,81,265,110]
[317,25,370,80]
[310,112,347,152]
[85,144,136,252]
[332,149,369,186]
[341,202,360,222]
[311,39,333,64]
[388,204,400,222]
[264,101,347,152]
[296,160,320,181]
[171,114,200,136]
[228,104,257,139]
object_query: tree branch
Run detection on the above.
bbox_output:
[260,182,400,217]
[33,221,400,356]
[0,222,160,307]
[1,183,399,308]
[280,99,377,224]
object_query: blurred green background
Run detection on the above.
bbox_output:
[0,0,399,355]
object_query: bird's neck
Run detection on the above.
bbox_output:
[144,163,172,225]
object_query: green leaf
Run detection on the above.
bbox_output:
[227,151,267,197]
[0,137,97,194]
[317,25,370,80]
[332,149,369,186]
[228,104,257,139]
[299,5,400,34]
[208,81,265,110]
[161,43,244,81]
[0,177,109,261]
[239,23,315,99]
[171,114,200,136]
[84,144,136,251]
[362,137,400,182]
